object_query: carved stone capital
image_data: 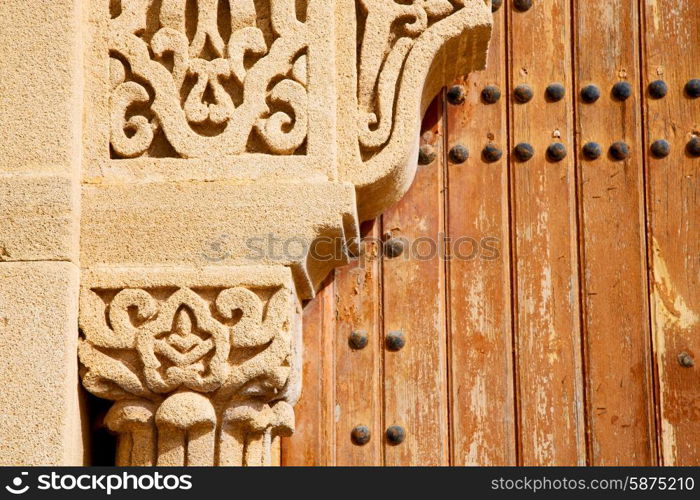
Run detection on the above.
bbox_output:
[78,267,301,466]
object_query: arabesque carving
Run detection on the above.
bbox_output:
[356,0,466,155]
[108,0,309,158]
[78,267,299,466]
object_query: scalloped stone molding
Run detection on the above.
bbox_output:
[0,0,490,465]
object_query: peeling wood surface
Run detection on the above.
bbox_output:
[642,0,700,466]
[445,4,515,466]
[574,0,656,465]
[508,0,585,466]
[281,0,699,466]
[380,96,450,466]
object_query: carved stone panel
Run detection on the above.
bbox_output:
[78,266,301,466]
[83,0,336,181]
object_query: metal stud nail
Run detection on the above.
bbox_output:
[545,83,566,102]
[546,142,567,162]
[492,0,503,12]
[687,137,700,157]
[446,85,466,105]
[349,330,368,350]
[449,144,469,164]
[685,79,700,98]
[609,141,630,161]
[418,144,436,165]
[514,84,534,103]
[482,144,503,163]
[481,85,502,104]
[514,142,534,162]
[581,84,601,103]
[582,142,602,160]
[386,330,406,351]
[351,426,371,446]
[648,80,668,99]
[650,139,670,158]
[513,0,532,12]
[384,238,405,258]
[612,81,633,101]
[678,352,695,368]
[386,426,406,445]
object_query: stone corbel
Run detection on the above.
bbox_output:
[78,0,491,466]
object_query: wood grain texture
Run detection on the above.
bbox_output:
[280,0,699,466]
[445,4,516,466]
[281,278,335,466]
[573,0,656,466]
[641,0,700,466]
[381,97,450,466]
[334,221,383,465]
[507,0,586,465]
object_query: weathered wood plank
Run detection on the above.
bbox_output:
[641,0,700,466]
[281,278,335,465]
[381,97,449,466]
[508,0,586,465]
[445,2,516,466]
[573,0,656,465]
[334,221,383,466]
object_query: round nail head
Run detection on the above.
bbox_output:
[386,331,406,352]
[545,83,566,102]
[650,139,670,158]
[482,144,503,163]
[349,330,368,350]
[610,141,630,161]
[492,0,503,12]
[678,352,695,368]
[384,238,405,258]
[446,85,466,105]
[687,137,700,157]
[685,79,700,98]
[648,80,668,99]
[547,142,567,162]
[449,144,469,164]
[514,142,534,162]
[351,426,371,445]
[582,142,603,160]
[386,426,406,445]
[581,84,601,103]
[513,0,532,12]
[514,84,534,103]
[612,81,633,101]
[418,144,436,165]
[481,85,502,104]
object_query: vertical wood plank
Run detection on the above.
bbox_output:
[334,221,383,465]
[445,3,516,466]
[508,0,586,465]
[642,0,700,466]
[381,97,449,466]
[573,0,656,465]
[281,278,335,466]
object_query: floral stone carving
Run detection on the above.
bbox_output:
[79,0,491,466]
[79,267,300,466]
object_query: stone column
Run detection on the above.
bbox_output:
[0,0,84,465]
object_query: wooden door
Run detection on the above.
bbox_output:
[281,0,700,466]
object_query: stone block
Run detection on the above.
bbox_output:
[0,0,82,174]
[0,174,79,262]
[0,262,83,465]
